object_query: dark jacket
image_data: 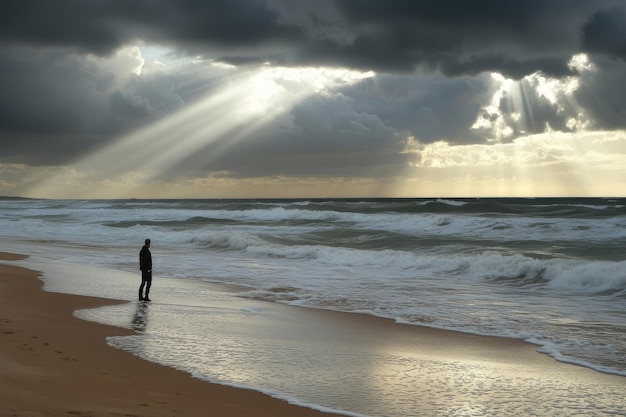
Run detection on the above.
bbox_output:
[139,245,152,271]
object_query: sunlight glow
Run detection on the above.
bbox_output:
[471,73,515,140]
[569,53,595,73]
[403,129,626,197]
[471,54,595,143]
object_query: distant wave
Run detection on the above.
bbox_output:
[104,216,240,228]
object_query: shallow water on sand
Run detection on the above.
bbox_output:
[20,258,626,417]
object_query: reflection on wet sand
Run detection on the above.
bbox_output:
[131,301,149,333]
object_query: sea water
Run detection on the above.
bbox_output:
[1,197,625,412]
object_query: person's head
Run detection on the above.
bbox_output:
[145,239,151,248]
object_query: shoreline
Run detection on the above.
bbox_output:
[2,251,625,416]
[0,252,344,417]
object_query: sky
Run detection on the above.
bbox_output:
[1,0,626,199]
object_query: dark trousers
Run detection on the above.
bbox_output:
[139,270,152,299]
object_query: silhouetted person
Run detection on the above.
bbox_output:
[139,239,152,301]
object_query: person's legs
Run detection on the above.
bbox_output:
[139,270,149,300]
[144,271,152,301]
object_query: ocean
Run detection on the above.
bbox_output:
[1,197,625,415]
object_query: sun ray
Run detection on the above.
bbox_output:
[26,66,373,198]
[517,79,537,133]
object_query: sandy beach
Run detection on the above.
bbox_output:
[1,251,625,416]
[0,252,343,417]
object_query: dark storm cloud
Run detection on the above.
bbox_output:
[2,0,625,77]
[287,0,626,77]
[0,47,108,164]
[0,45,188,164]
[0,0,295,55]
[291,0,591,77]
[582,5,626,61]
[574,57,626,130]
[338,73,493,143]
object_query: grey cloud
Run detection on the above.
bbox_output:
[0,48,111,164]
[338,74,494,144]
[0,46,197,165]
[2,0,625,78]
[0,0,294,55]
[574,57,626,130]
[582,5,626,60]
[275,0,626,78]
[0,1,127,55]
[289,93,395,148]
[0,48,107,135]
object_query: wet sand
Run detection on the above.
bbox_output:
[1,251,624,416]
